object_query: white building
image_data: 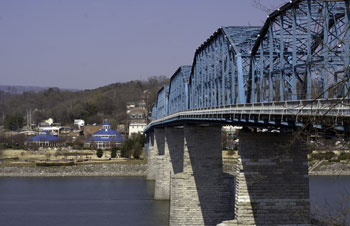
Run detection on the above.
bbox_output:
[38,126,62,136]
[74,119,85,130]
[128,122,147,137]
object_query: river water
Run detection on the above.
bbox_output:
[0,176,349,226]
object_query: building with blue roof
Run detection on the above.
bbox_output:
[27,131,59,147]
[85,122,124,149]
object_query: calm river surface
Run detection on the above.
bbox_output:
[0,177,169,226]
[0,176,349,226]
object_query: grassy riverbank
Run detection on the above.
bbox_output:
[0,148,146,177]
[1,149,350,177]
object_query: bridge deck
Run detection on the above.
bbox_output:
[145,98,350,132]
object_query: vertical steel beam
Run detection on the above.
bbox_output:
[268,26,274,101]
[216,38,221,106]
[191,63,195,109]
[323,1,329,99]
[200,51,204,108]
[251,58,256,103]
[202,50,206,108]
[206,47,210,107]
[231,50,236,104]
[221,35,226,106]
[210,45,215,106]
[221,36,226,106]
[205,48,209,108]
[222,40,229,105]
[196,54,200,108]
[280,15,285,101]
[197,52,201,109]
[226,52,231,105]
[306,0,312,99]
[237,53,245,104]
[185,81,189,110]
[292,7,297,100]
[213,40,218,107]
[259,45,264,102]
[344,1,350,97]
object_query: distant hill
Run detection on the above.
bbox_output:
[0,85,79,94]
[0,76,169,127]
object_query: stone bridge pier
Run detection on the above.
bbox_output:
[227,131,310,226]
[146,127,310,226]
[146,132,157,180]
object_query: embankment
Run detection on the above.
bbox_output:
[0,162,146,177]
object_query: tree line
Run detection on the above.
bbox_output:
[0,76,168,130]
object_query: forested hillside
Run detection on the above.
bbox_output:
[0,76,168,128]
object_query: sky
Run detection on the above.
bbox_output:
[0,0,286,90]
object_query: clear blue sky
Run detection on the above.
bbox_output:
[0,0,285,89]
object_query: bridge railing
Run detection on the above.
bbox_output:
[145,98,350,132]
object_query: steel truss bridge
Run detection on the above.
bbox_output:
[146,0,350,134]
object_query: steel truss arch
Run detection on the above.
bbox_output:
[249,0,350,103]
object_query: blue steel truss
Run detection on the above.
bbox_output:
[190,26,261,109]
[249,0,350,103]
[149,0,350,131]
[155,85,169,119]
[168,66,191,115]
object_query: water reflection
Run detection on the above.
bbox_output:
[309,176,350,224]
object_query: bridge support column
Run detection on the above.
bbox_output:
[234,131,310,226]
[165,127,185,225]
[146,132,157,180]
[170,125,234,226]
[154,128,171,200]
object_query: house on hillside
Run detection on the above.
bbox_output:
[38,118,63,136]
[74,119,85,131]
[127,101,148,137]
[27,131,59,147]
[85,122,124,149]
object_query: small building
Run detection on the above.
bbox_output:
[127,103,148,137]
[85,122,124,149]
[27,131,59,147]
[38,126,62,136]
[74,119,85,130]
[128,122,147,137]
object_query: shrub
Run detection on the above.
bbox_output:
[338,153,350,161]
[132,134,144,159]
[227,150,235,156]
[111,147,117,158]
[96,149,103,158]
[311,151,335,160]
[121,139,133,158]
[133,147,142,159]
[306,143,315,155]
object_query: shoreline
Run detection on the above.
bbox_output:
[1,161,350,177]
[309,161,350,176]
[0,162,147,177]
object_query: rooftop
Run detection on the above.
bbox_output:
[27,132,59,142]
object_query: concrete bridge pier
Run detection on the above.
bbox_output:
[146,132,157,180]
[232,131,310,226]
[169,124,234,226]
[153,128,172,200]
